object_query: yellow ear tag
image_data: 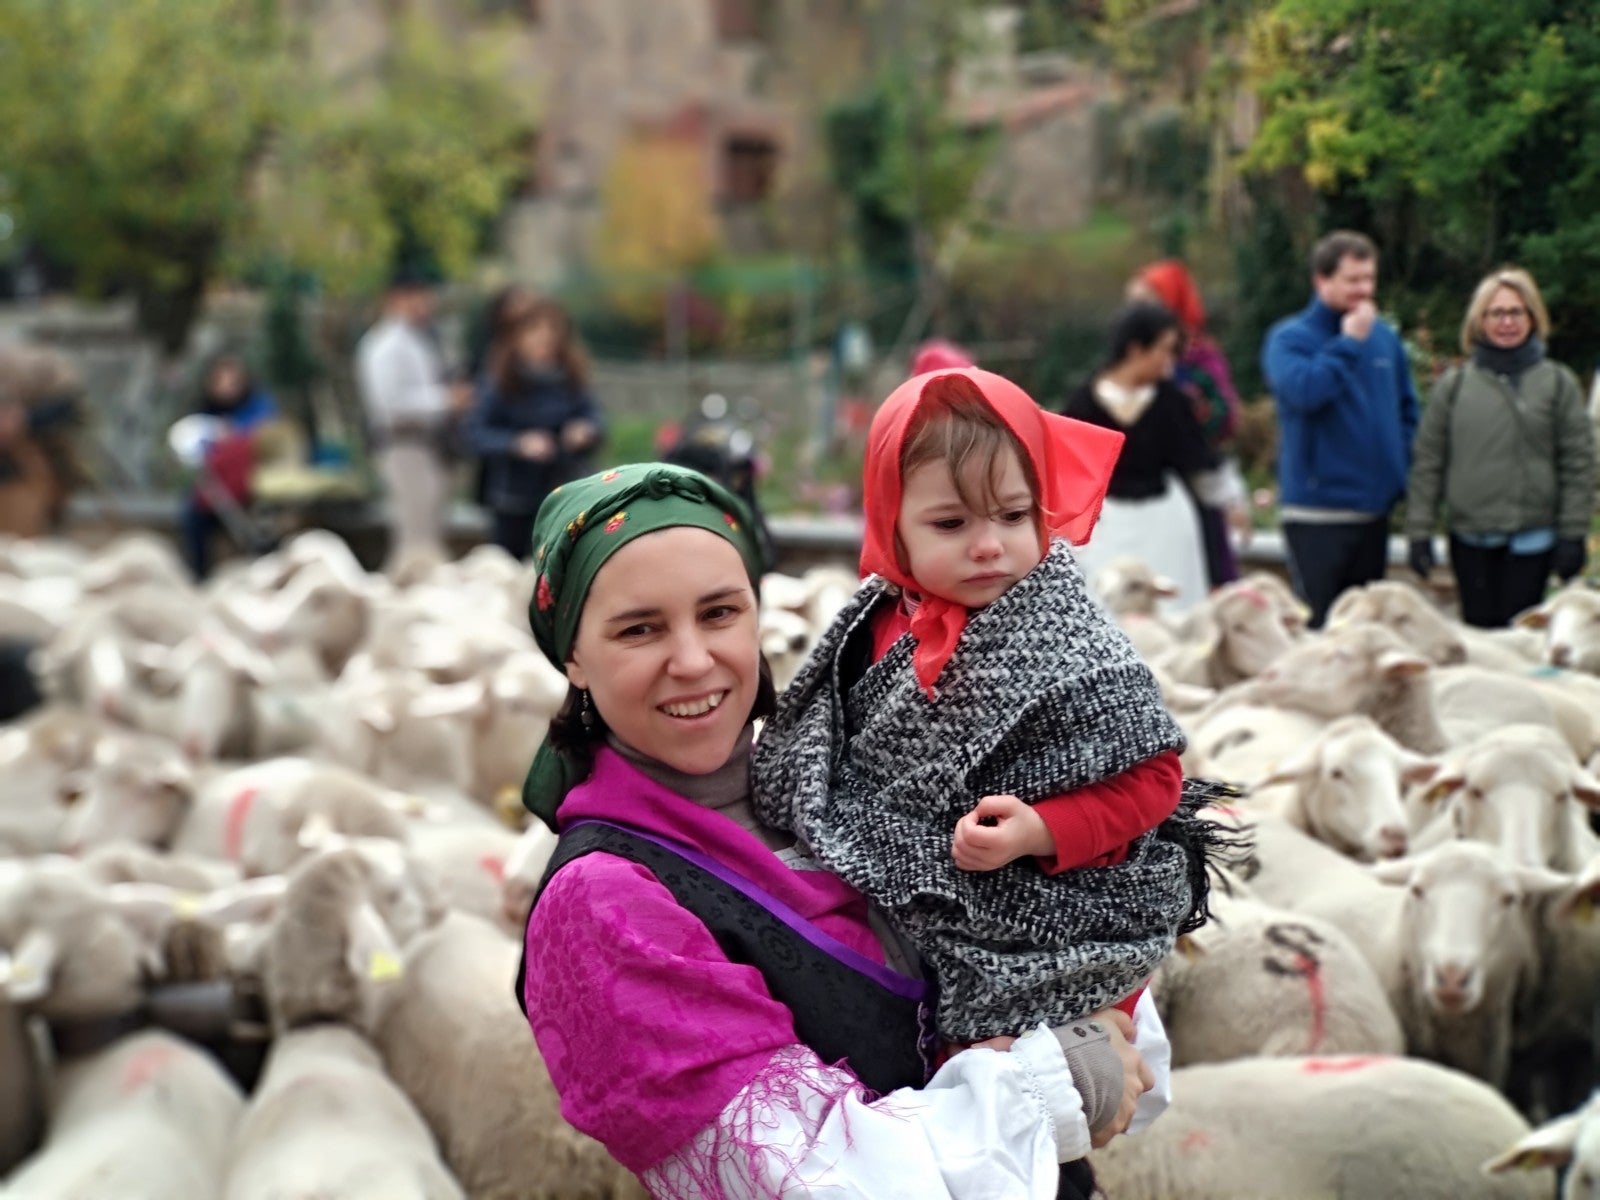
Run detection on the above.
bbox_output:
[173,893,203,920]
[1573,893,1596,925]
[10,961,34,984]
[367,950,403,982]
[1423,781,1454,804]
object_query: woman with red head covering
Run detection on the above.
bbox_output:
[1128,260,1248,585]
[755,366,1230,1197]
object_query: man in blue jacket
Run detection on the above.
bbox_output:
[1262,231,1419,627]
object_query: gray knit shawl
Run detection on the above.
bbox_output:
[752,540,1191,1041]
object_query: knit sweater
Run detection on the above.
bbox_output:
[753,539,1200,1041]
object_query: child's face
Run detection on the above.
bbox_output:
[896,446,1043,608]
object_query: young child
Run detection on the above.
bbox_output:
[752,365,1217,1057]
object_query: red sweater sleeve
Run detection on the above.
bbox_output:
[1034,751,1183,873]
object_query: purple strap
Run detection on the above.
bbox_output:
[567,819,931,1002]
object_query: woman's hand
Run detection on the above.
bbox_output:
[952,795,1053,871]
[517,430,557,461]
[1088,1008,1154,1148]
[561,419,599,453]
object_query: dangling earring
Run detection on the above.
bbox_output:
[579,689,595,729]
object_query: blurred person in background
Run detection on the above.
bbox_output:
[1061,302,1235,616]
[176,351,278,580]
[1405,266,1595,626]
[1261,231,1418,628]
[356,265,469,568]
[1127,260,1248,585]
[464,284,540,508]
[465,298,603,560]
[0,340,86,541]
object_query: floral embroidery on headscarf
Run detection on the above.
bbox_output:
[602,470,621,483]
[723,512,739,532]
[604,511,628,533]
[535,574,553,612]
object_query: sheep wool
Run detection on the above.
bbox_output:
[754,538,1217,1041]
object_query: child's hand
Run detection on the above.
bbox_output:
[952,795,1054,871]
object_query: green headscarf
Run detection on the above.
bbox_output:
[522,462,765,829]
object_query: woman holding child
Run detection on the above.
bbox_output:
[516,367,1223,1198]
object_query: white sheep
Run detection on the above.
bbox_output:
[1485,1092,1600,1199]
[1159,579,1297,690]
[1521,585,1600,673]
[1250,714,1434,861]
[1409,724,1600,873]
[222,1024,465,1200]
[1,1030,245,1200]
[1153,888,1404,1066]
[1090,1055,1552,1199]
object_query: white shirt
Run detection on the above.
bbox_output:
[354,317,450,429]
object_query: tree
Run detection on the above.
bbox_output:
[1242,0,1600,360]
[0,1,534,355]
[0,0,280,353]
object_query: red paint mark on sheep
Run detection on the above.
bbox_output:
[1301,1056,1388,1075]
[1180,1131,1213,1153]
[120,1044,176,1093]
[223,787,260,862]
[479,854,506,883]
[1237,587,1268,610]
[1297,951,1326,1053]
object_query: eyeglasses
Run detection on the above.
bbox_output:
[1486,307,1529,322]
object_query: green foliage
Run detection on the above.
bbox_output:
[1243,0,1600,363]
[0,0,280,350]
[0,1,533,353]
[824,60,997,281]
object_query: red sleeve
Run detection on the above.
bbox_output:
[1033,751,1183,873]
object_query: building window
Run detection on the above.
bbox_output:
[723,135,778,205]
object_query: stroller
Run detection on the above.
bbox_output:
[661,395,777,573]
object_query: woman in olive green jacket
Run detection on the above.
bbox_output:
[1405,267,1596,627]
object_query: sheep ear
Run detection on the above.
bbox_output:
[1377,650,1431,679]
[1513,605,1553,630]
[1398,753,1441,785]
[107,883,186,976]
[1417,771,1464,806]
[1172,932,1206,960]
[407,679,488,721]
[1369,857,1416,885]
[1553,872,1600,924]
[1253,745,1319,790]
[1567,764,1600,809]
[1482,1114,1582,1174]
[345,901,404,985]
[1151,574,1180,600]
[198,875,287,928]
[1513,866,1576,898]
[358,702,397,736]
[2,928,59,1004]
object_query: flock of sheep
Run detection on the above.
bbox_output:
[0,526,1597,1199]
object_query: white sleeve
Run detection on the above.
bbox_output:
[360,329,449,424]
[643,1024,1089,1200]
[1127,988,1172,1134]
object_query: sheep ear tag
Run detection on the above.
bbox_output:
[367,949,404,983]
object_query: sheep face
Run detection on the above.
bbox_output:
[1254,624,1430,718]
[1091,558,1178,618]
[1260,719,1428,861]
[1210,584,1296,677]
[60,738,194,854]
[1328,581,1467,665]
[1418,730,1600,871]
[1376,843,1565,1016]
[1526,590,1600,674]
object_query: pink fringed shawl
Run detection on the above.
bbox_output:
[521,748,885,1177]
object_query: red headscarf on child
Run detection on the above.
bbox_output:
[1138,260,1206,336]
[860,366,1125,698]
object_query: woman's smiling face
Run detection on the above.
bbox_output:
[565,527,759,775]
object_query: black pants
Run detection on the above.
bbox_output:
[1059,1159,1096,1200]
[1448,536,1553,628]
[1282,517,1390,629]
[489,509,538,561]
